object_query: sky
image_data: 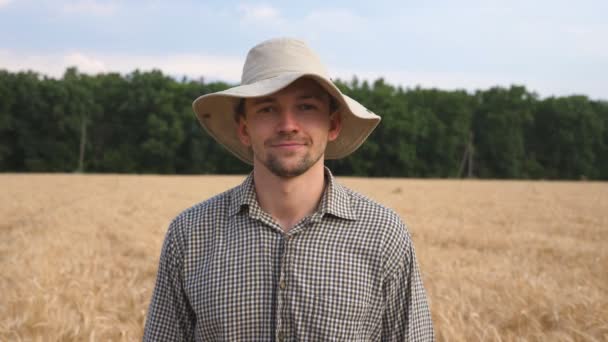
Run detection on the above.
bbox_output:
[1,0,607,100]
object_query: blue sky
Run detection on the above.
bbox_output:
[1,0,607,99]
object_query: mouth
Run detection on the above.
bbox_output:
[268,140,308,151]
[272,142,305,149]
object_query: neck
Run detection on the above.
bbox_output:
[253,160,326,232]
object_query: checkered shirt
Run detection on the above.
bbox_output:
[143,168,434,341]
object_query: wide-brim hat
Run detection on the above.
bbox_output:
[192,37,381,165]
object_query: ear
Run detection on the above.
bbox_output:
[236,117,251,146]
[327,111,342,142]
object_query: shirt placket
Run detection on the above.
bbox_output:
[276,231,293,342]
[277,217,317,342]
[249,206,286,341]
[253,208,316,341]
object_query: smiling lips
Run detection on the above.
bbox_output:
[267,139,309,150]
[272,142,306,149]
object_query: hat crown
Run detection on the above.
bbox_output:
[241,38,329,85]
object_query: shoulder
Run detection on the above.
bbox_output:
[339,183,407,231]
[164,185,237,244]
[337,183,414,270]
[174,188,234,225]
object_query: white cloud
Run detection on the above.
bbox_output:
[0,0,14,9]
[232,6,368,44]
[63,52,107,73]
[303,9,366,34]
[237,3,281,23]
[562,24,608,59]
[0,50,244,82]
[62,0,118,16]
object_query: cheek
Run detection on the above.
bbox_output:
[309,118,332,134]
[246,122,274,142]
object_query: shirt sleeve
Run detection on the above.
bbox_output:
[143,220,195,341]
[382,222,435,341]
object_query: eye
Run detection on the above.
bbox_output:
[298,103,318,111]
[257,106,275,114]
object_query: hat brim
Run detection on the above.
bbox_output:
[192,72,380,165]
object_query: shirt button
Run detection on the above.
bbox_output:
[279,279,286,289]
[278,331,284,341]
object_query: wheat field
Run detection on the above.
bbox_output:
[1,174,606,341]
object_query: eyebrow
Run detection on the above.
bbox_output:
[250,97,276,106]
[297,94,326,102]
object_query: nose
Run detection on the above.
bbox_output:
[276,108,299,134]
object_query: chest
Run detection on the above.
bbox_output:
[182,215,385,340]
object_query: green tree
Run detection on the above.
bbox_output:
[591,100,608,179]
[531,96,602,179]
[406,88,474,177]
[0,71,16,170]
[473,86,535,178]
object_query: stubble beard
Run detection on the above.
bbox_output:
[259,137,326,178]
[264,149,323,178]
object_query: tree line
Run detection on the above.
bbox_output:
[1,68,606,179]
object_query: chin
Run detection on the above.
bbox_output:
[267,159,314,178]
[271,165,310,178]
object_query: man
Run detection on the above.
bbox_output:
[144,38,434,341]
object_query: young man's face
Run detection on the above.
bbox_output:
[237,78,342,178]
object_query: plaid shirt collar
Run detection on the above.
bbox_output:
[228,167,358,222]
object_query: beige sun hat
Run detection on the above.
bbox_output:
[192,37,381,164]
